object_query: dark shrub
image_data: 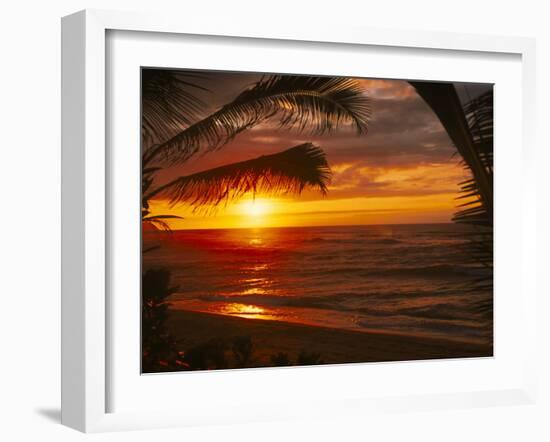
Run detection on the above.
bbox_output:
[296,350,323,366]
[142,268,182,372]
[232,336,254,367]
[184,338,228,370]
[270,352,291,366]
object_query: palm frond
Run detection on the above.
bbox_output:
[410,83,493,316]
[141,69,209,145]
[142,215,183,232]
[145,75,371,165]
[409,82,493,222]
[462,90,493,177]
[145,143,331,208]
[142,166,163,211]
[452,90,494,282]
[450,90,493,232]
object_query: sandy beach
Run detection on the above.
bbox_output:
[167,309,492,369]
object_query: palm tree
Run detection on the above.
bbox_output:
[410,82,493,316]
[141,71,371,229]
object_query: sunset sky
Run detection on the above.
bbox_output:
[147,72,491,230]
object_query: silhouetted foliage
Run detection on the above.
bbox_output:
[142,268,185,372]
[144,143,331,210]
[183,338,228,370]
[297,350,324,366]
[142,69,207,143]
[141,71,371,229]
[270,352,291,367]
[231,336,254,368]
[144,74,370,166]
[455,90,494,317]
[410,82,493,318]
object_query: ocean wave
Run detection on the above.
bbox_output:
[178,288,457,311]
[304,237,404,245]
[374,264,484,278]
[312,264,484,279]
[390,304,477,321]
[161,224,492,343]
[174,292,490,340]
[354,317,490,339]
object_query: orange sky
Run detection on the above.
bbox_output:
[146,73,486,230]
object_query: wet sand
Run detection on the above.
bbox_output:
[167,309,492,368]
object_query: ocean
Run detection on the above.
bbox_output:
[143,223,493,345]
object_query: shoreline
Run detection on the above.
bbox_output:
[166,309,493,369]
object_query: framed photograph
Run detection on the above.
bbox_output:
[61,9,537,432]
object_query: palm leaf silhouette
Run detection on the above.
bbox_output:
[142,214,183,232]
[409,82,493,221]
[145,143,331,208]
[410,82,493,317]
[142,69,209,144]
[455,90,493,316]
[143,75,371,165]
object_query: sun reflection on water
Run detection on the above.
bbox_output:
[218,303,276,320]
[239,259,273,296]
[248,263,268,271]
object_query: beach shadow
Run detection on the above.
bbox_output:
[35,407,61,423]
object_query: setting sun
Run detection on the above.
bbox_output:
[238,198,273,219]
[242,200,269,218]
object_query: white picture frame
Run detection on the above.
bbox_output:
[61,9,538,433]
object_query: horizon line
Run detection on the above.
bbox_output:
[144,221,456,233]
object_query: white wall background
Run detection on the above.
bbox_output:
[0,1,548,440]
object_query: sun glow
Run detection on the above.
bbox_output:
[148,191,463,230]
[239,199,273,219]
[218,303,276,320]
